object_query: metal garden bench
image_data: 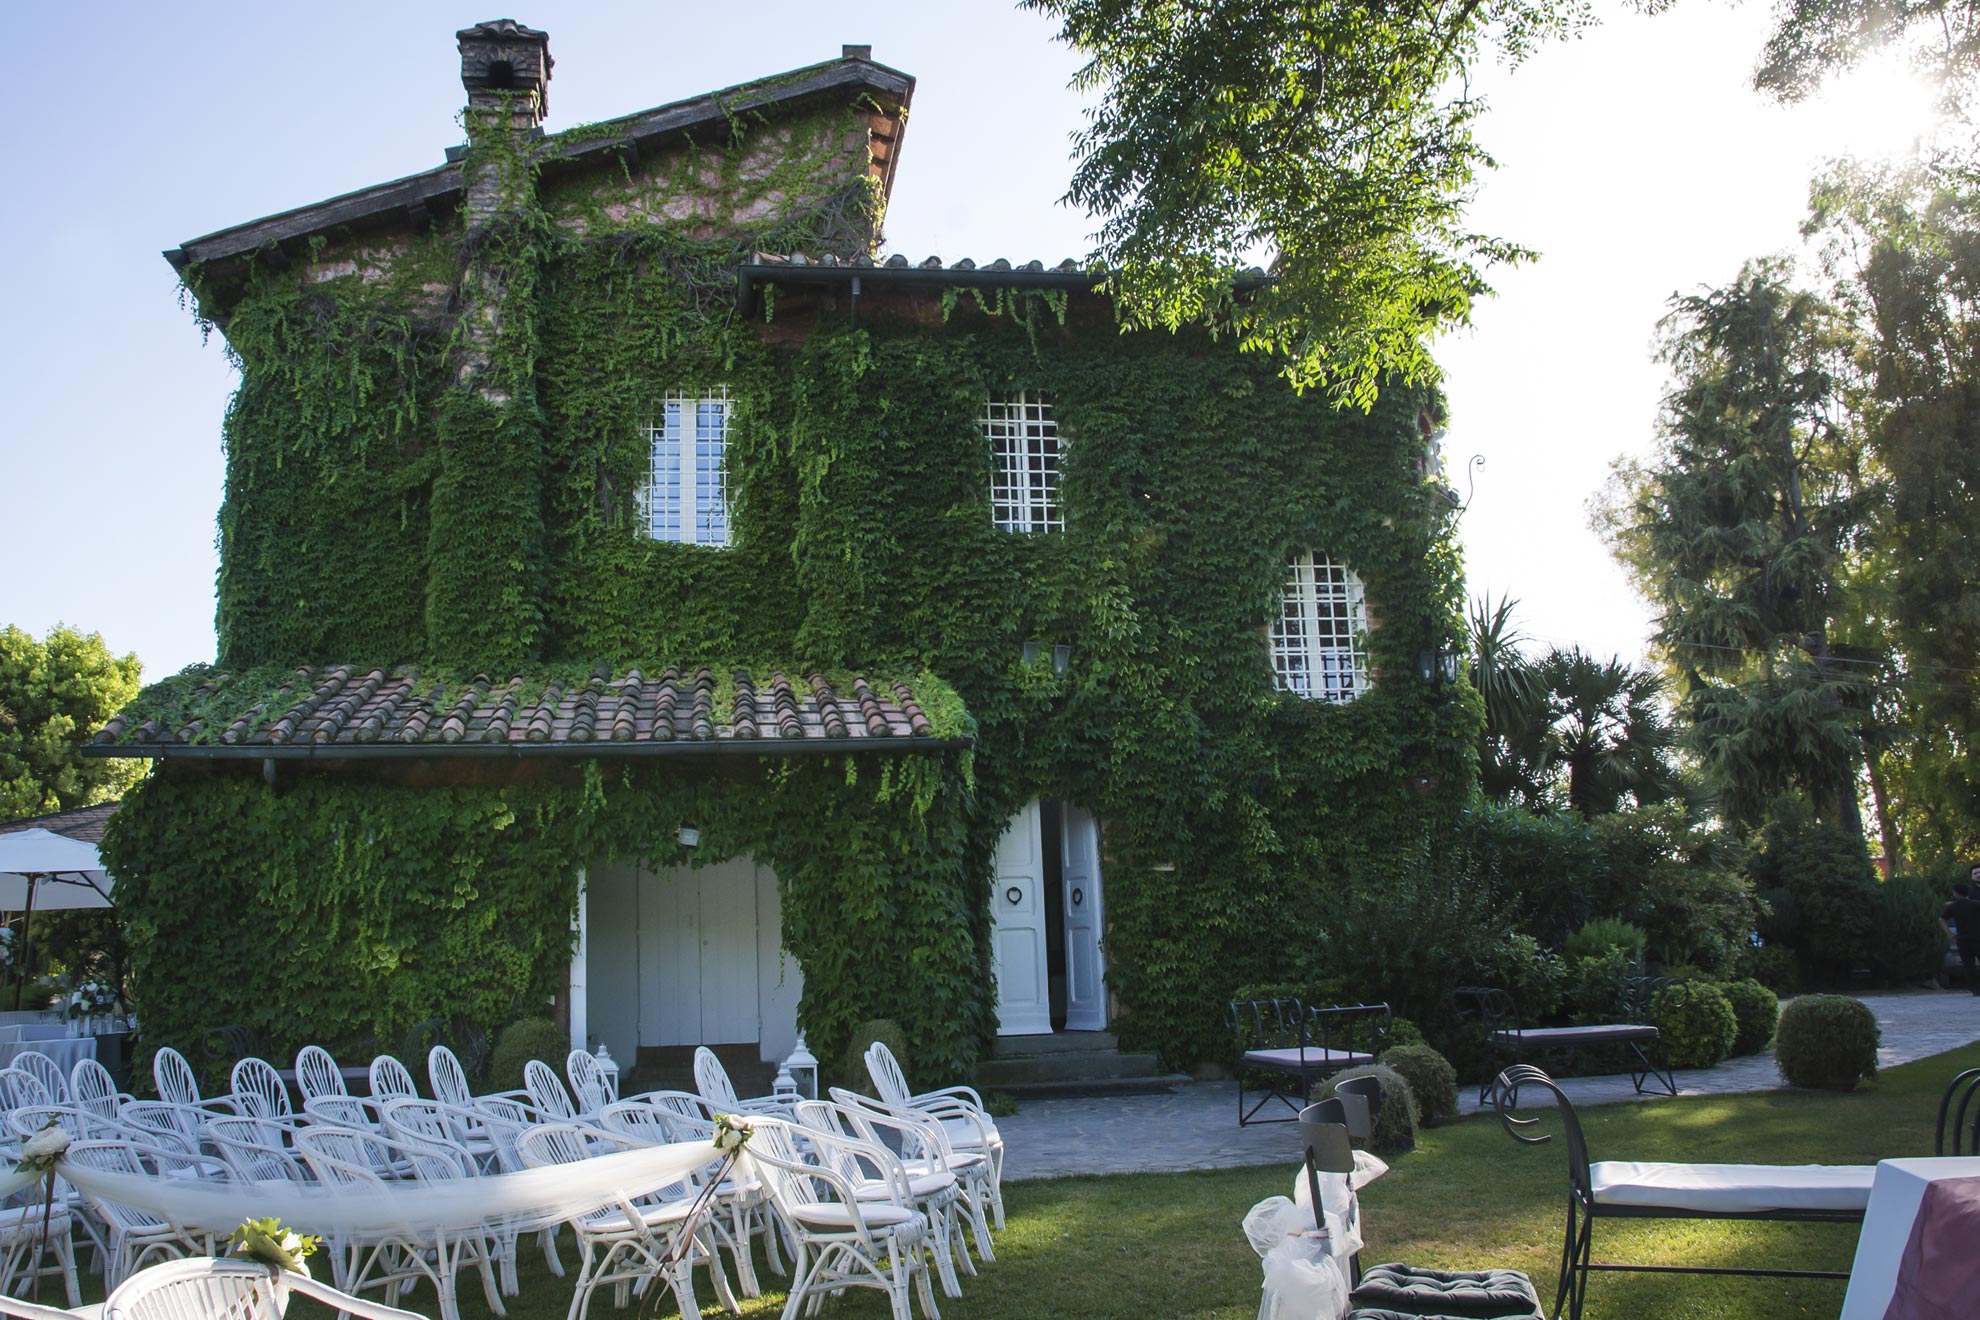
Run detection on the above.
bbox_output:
[1455,979,1676,1104]
[1226,998,1390,1126]
[1495,1064,1870,1320]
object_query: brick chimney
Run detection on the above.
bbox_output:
[457,19,553,135]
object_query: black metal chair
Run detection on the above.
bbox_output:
[1935,1066,1980,1154]
[1297,1101,1362,1286]
[1227,999,1391,1125]
[1495,1064,1866,1320]
[200,1023,264,1065]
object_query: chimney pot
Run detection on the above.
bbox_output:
[842,44,872,61]
[458,19,554,130]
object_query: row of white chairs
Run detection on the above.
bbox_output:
[0,1035,1007,1320]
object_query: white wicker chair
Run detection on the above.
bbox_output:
[293,1045,346,1103]
[367,1055,418,1103]
[98,1255,430,1319]
[0,1191,80,1308]
[228,1058,290,1121]
[149,1048,234,1117]
[516,1122,737,1320]
[206,1115,310,1184]
[832,1087,997,1263]
[866,1041,1005,1229]
[566,1050,615,1115]
[10,1056,66,1107]
[60,1142,208,1288]
[295,1126,502,1320]
[523,1060,579,1124]
[691,1047,793,1118]
[0,1072,51,1112]
[599,1100,780,1296]
[471,1096,566,1292]
[804,1096,977,1293]
[748,1116,940,1320]
[69,1060,131,1131]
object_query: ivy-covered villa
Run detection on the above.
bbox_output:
[90,21,1476,1084]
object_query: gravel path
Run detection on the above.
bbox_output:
[995,990,1980,1180]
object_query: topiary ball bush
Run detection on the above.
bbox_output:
[1775,994,1880,1091]
[1385,1016,1427,1050]
[488,1017,567,1093]
[837,1018,910,1097]
[1720,978,1780,1056]
[1564,917,1649,964]
[1650,980,1737,1069]
[1378,1044,1458,1127]
[1327,1063,1418,1155]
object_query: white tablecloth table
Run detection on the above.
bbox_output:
[0,1033,96,1077]
[1840,1156,1980,1319]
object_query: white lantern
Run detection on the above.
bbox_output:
[594,1041,620,1104]
[783,1032,820,1101]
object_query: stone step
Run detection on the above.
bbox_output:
[975,1047,1165,1088]
[989,1030,1120,1058]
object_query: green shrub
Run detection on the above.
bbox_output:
[1721,978,1780,1056]
[1732,940,1801,994]
[1649,980,1736,1068]
[1565,918,1649,965]
[1870,874,1950,982]
[1327,1063,1418,1155]
[488,1017,567,1093]
[1657,963,1712,982]
[1748,799,1880,979]
[1774,994,1880,1090]
[1471,932,1567,1022]
[1378,1044,1458,1126]
[1386,1016,1426,1049]
[838,1018,910,1096]
[1567,948,1640,1024]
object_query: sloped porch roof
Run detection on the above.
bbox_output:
[86,664,966,762]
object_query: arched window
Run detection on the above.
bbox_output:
[1270,553,1368,702]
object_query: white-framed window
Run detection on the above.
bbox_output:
[642,388,730,546]
[1270,553,1369,702]
[984,390,1062,532]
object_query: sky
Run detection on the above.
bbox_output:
[0,2,1939,682]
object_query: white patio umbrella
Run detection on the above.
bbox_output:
[0,827,114,1010]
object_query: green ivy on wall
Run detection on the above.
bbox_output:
[125,86,1479,1085]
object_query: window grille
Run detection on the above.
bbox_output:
[644,388,730,546]
[984,391,1062,532]
[1270,554,1369,702]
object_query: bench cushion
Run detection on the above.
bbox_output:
[1490,1024,1658,1046]
[1350,1263,1542,1317]
[1243,1047,1374,1071]
[1589,1161,1874,1214]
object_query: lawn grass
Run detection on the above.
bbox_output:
[255,1040,1976,1319]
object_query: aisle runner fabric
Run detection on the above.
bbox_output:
[17,1140,727,1238]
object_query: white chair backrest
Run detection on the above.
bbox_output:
[295,1125,389,1191]
[598,1099,677,1147]
[63,1142,170,1233]
[514,1124,648,1222]
[207,1116,308,1184]
[0,1068,52,1110]
[150,1046,201,1108]
[12,1052,67,1104]
[523,1059,576,1121]
[6,1103,80,1142]
[71,1058,123,1122]
[428,1045,472,1108]
[119,1102,206,1152]
[865,1041,912,1108]
[692,1046,741,1110]
[566,1049,611,1113]
[472,1096,532,1173]
[294,1046,345,1102]
[230,1057,290,1119]
[380,1097,451,1147]
[303,1094,385,1132]
[101,1256,284,1320]
[368,1055,417,1102]
[741,1117,839,1218]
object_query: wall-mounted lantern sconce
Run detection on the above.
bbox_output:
[1021,641,1041,665]
[677,823,701,848]
[1051,644,1072,675]
[1416,646,1462,700]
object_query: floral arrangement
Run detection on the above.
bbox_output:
[14,1122,68,1177]
[229,1218,321,1275]
[67,981,116,1018]
[713,1113,756,1153]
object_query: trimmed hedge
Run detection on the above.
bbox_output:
[1379,1044,1458,1127]
[1328,1063,1418,1155]
[489,1017,567,1093]
[1721,978,1780,1056]
[1649,980,1737,1069]
[1774,994,1880,1090]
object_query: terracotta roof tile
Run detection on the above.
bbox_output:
[89,664,961,758]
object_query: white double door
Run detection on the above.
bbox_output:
[991,800,1106,1035]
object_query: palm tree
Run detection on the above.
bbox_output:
[1467,595,1548,807]
[1536,648,1682,817]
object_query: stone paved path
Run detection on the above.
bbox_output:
[996,990,1980,1180]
